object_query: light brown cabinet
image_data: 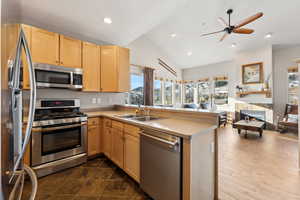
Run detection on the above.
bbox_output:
[111,121,124,168]
[111,127,124,168]
[100,46,130,92]
[87,118,101,156]
[102,119,112,157]
[60,35,82,68]
[31,26,60,65]
[21,24,32,90]
[31,27,82,68]
[82,42,101,91]
[124,127,140,182]
[101,118,140,182]
[103,128,112,157]
[21,24,130,93]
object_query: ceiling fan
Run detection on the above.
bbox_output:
[201,9,263,42]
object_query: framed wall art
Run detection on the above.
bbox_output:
[242,62,263,84]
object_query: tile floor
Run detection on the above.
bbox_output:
[23,157,151,200]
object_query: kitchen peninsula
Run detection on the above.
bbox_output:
[83,105,219,200]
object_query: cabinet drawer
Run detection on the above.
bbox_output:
[112,120,123,131]
[88,125,98,131]
[124,124,140,137]
[88,117,100,126]
[103,118,112,128]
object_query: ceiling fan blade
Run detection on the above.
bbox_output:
[235,12,263,29]
[201,30,225,37]
[218,17,228,27]
[233,28,254,34]
[219,32,228,42]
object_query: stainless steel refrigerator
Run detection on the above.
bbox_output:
[1,0,38,199]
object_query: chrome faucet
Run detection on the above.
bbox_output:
[144,107,150,116]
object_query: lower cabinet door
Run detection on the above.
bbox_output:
[124,133,140,182]
[103,127,112,158]
[111,128,124,168]
[87,125,100,156]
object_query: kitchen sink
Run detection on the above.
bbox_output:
[132,116,160,121]
[116,114,137,118]
[116,114,161,121]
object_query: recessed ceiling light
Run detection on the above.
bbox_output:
[187,51,193,56]
[170,33,177,38]
[265,33,272,39]
[231,43,237,48]
[104,17,112,24]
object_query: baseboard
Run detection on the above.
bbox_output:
[87,153,105,160]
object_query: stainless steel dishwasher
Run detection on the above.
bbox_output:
[141,129,182,200]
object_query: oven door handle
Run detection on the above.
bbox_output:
[33,123,85,133]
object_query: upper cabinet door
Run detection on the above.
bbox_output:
[31,27,60,65]
[100,46,130,92]
[21,24,32,89]
[60,35,82,68]
[117,47,130,92]
[82,42,101,91]
[100,46,118,92]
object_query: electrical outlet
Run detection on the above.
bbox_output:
[211,142,215,153]
[92,98,97,104]
[97,98,101,104]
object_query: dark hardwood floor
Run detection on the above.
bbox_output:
[219,126,300,200]
[22,157,150,200]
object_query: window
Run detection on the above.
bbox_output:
[197,81,210,106]
[164,81,173,105]
[154,79,162,105]
[184,83,194,103]
[288,70,299,105]
[214,79,228,105]
[128,73,144,105]
[174,83,182,104]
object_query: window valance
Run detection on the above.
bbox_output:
[214,76,228,81]
[288,66,298,73]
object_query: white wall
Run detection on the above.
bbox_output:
[236,46,273,93]
[127,35,182,81]
[183,45,273,104]
[273,45,300,117]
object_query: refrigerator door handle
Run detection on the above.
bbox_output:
[12,28,37,173]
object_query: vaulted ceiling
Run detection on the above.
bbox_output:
[19,0,186,45]
[19,0,300,68]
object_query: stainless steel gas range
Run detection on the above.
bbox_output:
[31,99,87,177]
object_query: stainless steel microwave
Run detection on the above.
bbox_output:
[33,63,83,89]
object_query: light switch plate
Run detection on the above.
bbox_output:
[97,98,101,104]
[92,98,97,104]
[211,142,215,153]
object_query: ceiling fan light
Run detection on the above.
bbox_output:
[104,17,112,24]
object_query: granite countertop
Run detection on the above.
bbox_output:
[84,110,217,139]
